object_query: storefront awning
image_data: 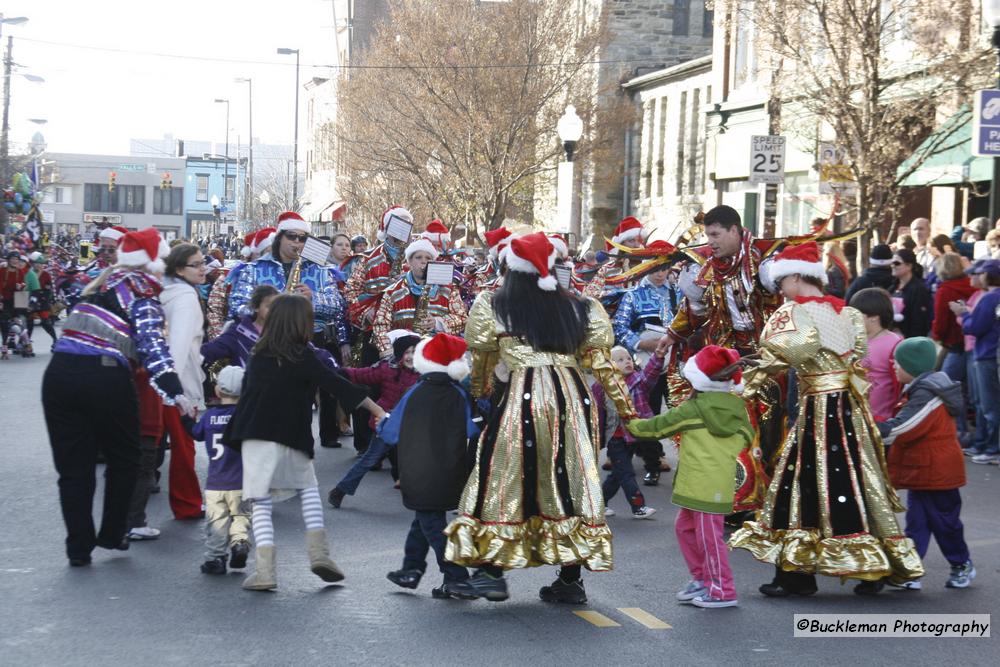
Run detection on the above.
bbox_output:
[304,199,347,223]
[898,107,992,187]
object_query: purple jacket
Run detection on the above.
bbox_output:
[592,354,663,444]
[344,361,420,429]
[201,315,339,371]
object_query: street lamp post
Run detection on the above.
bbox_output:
[985,2,1000,225]
[235,77,253,222]
[277,47,300,209]
[556,104,583,244]
[0,15,31,188]
[214,98,230,223]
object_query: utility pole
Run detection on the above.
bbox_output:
[1,37,13,188]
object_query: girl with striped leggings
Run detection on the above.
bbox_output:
[222,294,386,591]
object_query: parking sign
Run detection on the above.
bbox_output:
[748,135,786,184]
[972,89,1000,157]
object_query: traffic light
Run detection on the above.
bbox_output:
[108,171,117,192]
[160,172,173,189]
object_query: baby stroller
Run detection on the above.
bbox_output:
[1,313,34,359]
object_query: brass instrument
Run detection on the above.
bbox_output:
[285,253,303,293]
[412,286,432,335]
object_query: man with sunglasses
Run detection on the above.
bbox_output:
[84,225,129,280]
[229,212,349,356]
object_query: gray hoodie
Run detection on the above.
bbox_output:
[877,371,963,444]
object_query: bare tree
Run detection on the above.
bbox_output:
[725,0,990,253]
[334,0,623,243]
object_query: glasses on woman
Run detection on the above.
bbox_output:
[284,233,308,243]
[185,260,207,269]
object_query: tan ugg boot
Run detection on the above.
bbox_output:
[242,545,278,591]
[306,529,344,582]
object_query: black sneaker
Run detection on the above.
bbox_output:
[758,580,817,597]
[68,556,92,567]
[539,577,587,604]
[200,557,227,575]
[432,580,477,600]
[328,487,346,509]
[643,471,660,486]
[320,440,342,448]
[386,568,424,589]
[230,540,251,569]
[447,570,509,601]
[853,580,884,596]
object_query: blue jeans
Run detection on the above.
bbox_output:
[403,510,468,583]
[335,435,392,495]
[941,350,969,435]
[601,437,645,510]
[967,353,987,451]
[974,358,1000,455]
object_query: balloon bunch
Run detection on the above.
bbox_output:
[3,172,37,215]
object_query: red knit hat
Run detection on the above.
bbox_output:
[485,227,513,259]
[99,225,129,242]
[682,345,744,393]
[276,211,309,234]
[607,216,645,251]
[117,227,169,273]
[766,241,827,290]
[422,219,450,251]
[412,333,470,380]
[505,232,558,291]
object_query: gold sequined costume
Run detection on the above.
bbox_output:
[729,299,924,581]
[444,291,637,571]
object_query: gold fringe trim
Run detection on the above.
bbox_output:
[444,514,613,572]
[729,521,924,582]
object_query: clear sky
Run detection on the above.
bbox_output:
[4,0,345,156]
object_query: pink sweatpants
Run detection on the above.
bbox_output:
[675,507,736,601]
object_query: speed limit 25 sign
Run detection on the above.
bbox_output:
[748,135,786,185]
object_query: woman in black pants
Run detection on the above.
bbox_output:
[42,228,191,566]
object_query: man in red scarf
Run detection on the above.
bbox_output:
[667,205,779,355]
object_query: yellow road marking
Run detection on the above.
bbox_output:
[617,607,672,629]
[573,610,621,627]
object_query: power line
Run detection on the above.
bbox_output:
[15,35,656,71]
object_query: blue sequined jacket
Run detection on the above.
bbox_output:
[227,256,349,343]
[54,269,184,402]
[612,277,679,353]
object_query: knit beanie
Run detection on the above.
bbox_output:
[893,337,937,378]
[393,334,421,362]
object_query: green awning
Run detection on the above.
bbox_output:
[897,107,992,187]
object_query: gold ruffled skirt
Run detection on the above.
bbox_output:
[444,364,612,571]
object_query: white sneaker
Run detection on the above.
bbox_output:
[691,594,738,608]
[604,507,616,517]
[886,577,922,590]
[631,506,657,519]
[676,579,707,602]
[128,526,161,541]
[971,453,1000,465]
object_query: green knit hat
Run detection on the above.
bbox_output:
[893,337,937,377]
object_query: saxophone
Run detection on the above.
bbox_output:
[412,285,432,335]
[285,251,303,293]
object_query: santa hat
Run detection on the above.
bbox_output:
[117,227,169,273]
[547,233,569,260]
[99,225,129,242]
[276,211,309,234]
[682,345,744,393]
[380,205,413,242]
[404,238,439,263]
[421,219,450,251]
[485,227,513,260]
[253,227,277,254]
[607,216,645,251]
[413,333,470,381]
[767,241,827,290]
[240,231,256,259]
[505,231,558,291]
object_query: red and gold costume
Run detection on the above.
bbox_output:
[371,272,467,356]
[344,244,405,331]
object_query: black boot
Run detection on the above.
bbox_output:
[200,556,227,575]
[643,471,660,486]
[539,577,588,604]
[327,487,345,508]
[230,540,251,569]
[853,580,885,596]
[759,568,817,597]
[386,568,424,590]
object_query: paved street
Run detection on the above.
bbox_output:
[2,345,998,666]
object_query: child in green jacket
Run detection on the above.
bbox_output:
[627,345,753,609]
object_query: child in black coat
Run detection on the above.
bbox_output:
[379,333,480,599]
